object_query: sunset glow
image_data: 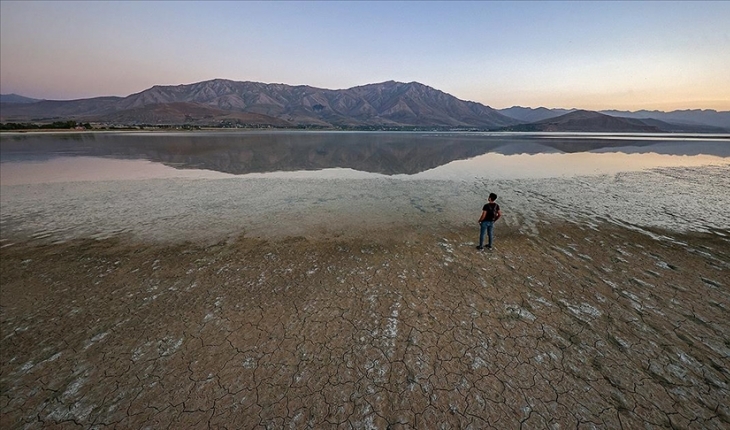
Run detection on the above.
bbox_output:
[1,1,728,110]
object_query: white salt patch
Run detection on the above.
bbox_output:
[132,345,146,361]
[559,300,601,319]
[633,278,655,289]
[385,303,401,339]
[655,261,672,270]
[69,401,95,422]
[614,336,631,350]
[579,303,601,317]
[91,332,108,342]
[46,352,62,362]
[160,337,184,356]
[242,357,256,369]
[621,290,642,303]
[532,296,554,308]
[706,341,730,358]
[472,356,488,370]
[603,279,618,289]
[84,331,109,350]
[505,304,536,321]
[143,294,159,302]
[363,411,377,430]
[667,363,688,379]
[63,378,86,398]
[534,353,550,364]
[630,301,644,311]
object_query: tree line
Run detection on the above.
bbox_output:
[0,121,92,130]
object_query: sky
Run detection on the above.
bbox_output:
[1,1,729,111]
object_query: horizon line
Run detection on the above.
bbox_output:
[2,77,729,113]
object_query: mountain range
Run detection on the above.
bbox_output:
[1,79,728,132]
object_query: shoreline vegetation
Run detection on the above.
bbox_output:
[2,123,730,135]
[0,120,94,131]
[0,121,502,132]
[1,220,729,427]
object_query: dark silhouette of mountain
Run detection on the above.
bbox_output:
[499,106,730,132]
[498,106,573,122]
[498,110,663,132]
[0,94,43,104]
[0,97,122,121]
[635,118,728,133]
[601,109,730,129]
[0,80,518,129]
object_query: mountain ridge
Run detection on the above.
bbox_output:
[1,80,517,129]
[497,106,730,130]
[497,110,670,133]
[1,80,728,131]
[0,94,42,104]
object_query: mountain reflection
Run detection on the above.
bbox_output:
[1,132,728,175]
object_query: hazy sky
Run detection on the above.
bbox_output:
[1,1,729,110]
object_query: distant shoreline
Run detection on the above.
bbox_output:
[2,128,729,138]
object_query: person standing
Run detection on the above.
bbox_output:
[477,193,501,250]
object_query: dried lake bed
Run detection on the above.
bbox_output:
[1,132,729,428]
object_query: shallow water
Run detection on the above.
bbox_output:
[2,131,729,182]
[1,131,728,242]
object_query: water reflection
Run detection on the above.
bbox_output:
[1,131,728,178]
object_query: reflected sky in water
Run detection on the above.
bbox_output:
[1,131,728,185]
[2,131,728,242]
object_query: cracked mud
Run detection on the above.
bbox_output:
[1,220,728,429]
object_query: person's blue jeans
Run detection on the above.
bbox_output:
[479,221,494,248]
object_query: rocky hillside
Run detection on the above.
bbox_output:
[3,81,727,131]
[601,109,730,129]
[498,110,664,133]
[498,106,730,131]
[0,80,517,129]
[0,94,42,104]
[95,102,291,128]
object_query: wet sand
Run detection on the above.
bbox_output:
[1,220,728,429]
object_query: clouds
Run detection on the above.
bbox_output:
[1,1,728,110]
